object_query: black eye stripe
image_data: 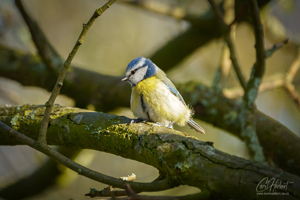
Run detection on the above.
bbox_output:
[128,64,148,77]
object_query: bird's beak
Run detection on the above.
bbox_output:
[121,77,128,81]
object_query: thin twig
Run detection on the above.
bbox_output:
[223,77,285,99]
[212,41,227,88]
[106,184,211,200]
[243,0,266,107]
[284,49,300,108]
[0,121,175,192]
[85,175,165,198]
[123,0,187,20]
[222,39,289,98]
[124,184,137,197]
[285,83,300,107]
[286,49,300,83]
[265,39,289,59]
[208,0,265,161]
[208,0,246,90]
[229,2,249,27]
[15,0,61,69]
[37,0,117,144]
[240,0,267,163]
[85,186,128,198]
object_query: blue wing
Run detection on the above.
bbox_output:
[163,81,187,106]
[155,69,187,105]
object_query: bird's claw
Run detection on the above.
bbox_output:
[152,122,164,127]
[130,118,145,124]
[167,122,174,129]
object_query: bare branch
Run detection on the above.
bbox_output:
[85,186,210,200]
[284,49,300,108]
[112,184,179,200]
[14,0,62,70]
[37,0,117,144]
[285,83,300,107]
[85,186,128,198]
[117,184,212,200]
[221,39,290,98]
[208,0,246,90]
[123,1,186,20]
[212,42,227,88]
[124,184,137,197]
[223,77,285,98]
[238,0,267,163]
[286,50,300,82]
[224,48,300,108]
[265,39,289,59]
[208,0,265,162]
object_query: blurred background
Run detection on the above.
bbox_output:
[0,0,300,199]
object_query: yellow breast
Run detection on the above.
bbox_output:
[131,76,190,126]
[135,76,159,95]
[131,76,159,112]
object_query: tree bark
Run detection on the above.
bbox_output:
[0,105,299,200]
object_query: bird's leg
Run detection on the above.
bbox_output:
[130,118,146,124]
[153,122,165,127]
[167,122,174,129]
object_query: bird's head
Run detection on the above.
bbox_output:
[121,57,159,87]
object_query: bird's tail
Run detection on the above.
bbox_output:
[187,119,205,134]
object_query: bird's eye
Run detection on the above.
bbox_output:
[131,71,135,75]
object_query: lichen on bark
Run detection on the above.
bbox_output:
[1,105,300,199]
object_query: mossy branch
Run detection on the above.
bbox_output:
[1,45,300,176]
[1,105,300,200]
[0,106,175,193]
[237,0,267,163]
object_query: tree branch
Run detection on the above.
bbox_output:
[0,45,129,110]
[122,1,186,21]
[37,0,117,145]
[211,42,226,88]
[284,49,300,108]
[265,39,289,59]
[150,0,272,72]
[0,120,176,193]
[177,82,300,176]
[237,0,267,163]
[0,105,300,199]
[85,186,128,198]
[86,184,211,200]
[1,45,300,176]
[15,0,62,70]
[208,0,246,89]
[219,40,290,99]
[0,147,81,199]
[106,184,211,200]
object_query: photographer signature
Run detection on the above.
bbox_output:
[256,177,293,193]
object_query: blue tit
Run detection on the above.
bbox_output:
[121,57,205,134]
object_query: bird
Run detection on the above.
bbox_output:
[121,57,205,134]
